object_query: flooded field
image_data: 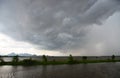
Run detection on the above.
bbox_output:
[0,63,120,78]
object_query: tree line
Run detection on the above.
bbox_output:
[0,54,117,65]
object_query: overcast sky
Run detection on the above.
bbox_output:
[0,0,120,56]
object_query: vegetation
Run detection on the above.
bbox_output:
[67,54,79,64]
[68,54,73,63]
[42,55,47,63]
[112,55,115,60]
[82,56,87,60]
[12,55,19,63]
[22,58,38,65]
[0,54,120,66]
[0,56,4,64]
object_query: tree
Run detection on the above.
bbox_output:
[42,55,47,62]
[68,54,73,63]
[12,55,19,62]
[112,55,115,60]
[82,56,87,60]
[0,56,4,63]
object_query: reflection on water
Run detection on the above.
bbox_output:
[0,63,120,78]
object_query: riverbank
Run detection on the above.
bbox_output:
[0,59,120,66]
[0,55,119,65]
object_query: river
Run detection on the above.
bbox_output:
[0,62,120,78]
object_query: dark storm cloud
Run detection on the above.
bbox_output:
[0,0,120,51]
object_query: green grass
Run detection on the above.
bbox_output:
[0,59,120,66]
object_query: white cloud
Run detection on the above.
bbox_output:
[0,33,63,56]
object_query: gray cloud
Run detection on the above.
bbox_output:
[0,0,120,54]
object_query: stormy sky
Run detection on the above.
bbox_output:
[0,0,120,56]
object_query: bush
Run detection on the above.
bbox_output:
[0,56,5,65]
[22,58,38,65]
[68,54,73,63]
[112,55,115,60]
[12,55,19,63]
[82,56,87,60]
[42,55,47,63]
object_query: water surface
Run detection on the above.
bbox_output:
[0,63,120,78]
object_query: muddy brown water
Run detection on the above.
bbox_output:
[0,62,120,78]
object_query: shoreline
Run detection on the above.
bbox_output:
[0,55,118,66]
[0,59,120,66]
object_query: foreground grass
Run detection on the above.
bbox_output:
[0,59,120,66]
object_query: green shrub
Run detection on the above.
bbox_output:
[12,55,19,63]
[112,55,115,60]
[68,54,74,63]
[0,56,5,65]
[22,58,38,65]
[42,55,47,63]
[82,56,87,60]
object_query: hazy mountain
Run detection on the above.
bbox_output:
[6,52,36,56]
[7,52,17,56]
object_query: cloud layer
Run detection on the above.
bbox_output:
[0,0,120,54]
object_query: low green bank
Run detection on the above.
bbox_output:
[0,54,119,66]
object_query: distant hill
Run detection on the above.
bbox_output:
[6,52,36,56]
